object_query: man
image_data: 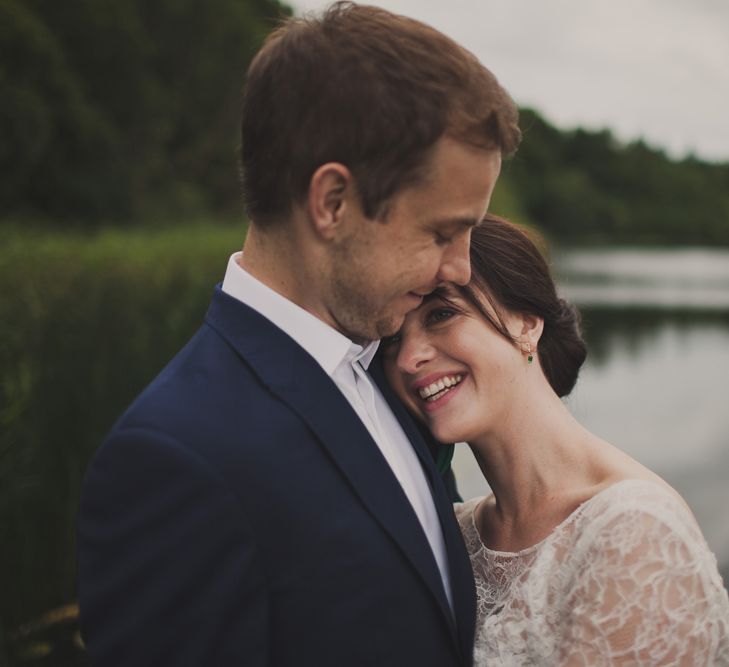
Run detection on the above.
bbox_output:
[77,3,520,665]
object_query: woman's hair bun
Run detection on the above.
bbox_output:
[462,216,587,397]
[539,298,587,397]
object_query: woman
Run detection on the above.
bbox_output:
[381,214,729,666]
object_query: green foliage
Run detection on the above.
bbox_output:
[0,223,244,634]
[3,1,728,245]
[0,0,291,224]
[503,109,729,245]
[486,176,530,225]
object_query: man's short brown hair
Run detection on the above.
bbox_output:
[240,1,520,226]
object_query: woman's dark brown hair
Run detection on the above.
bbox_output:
[460,214,587,397]
[241,2,521,226]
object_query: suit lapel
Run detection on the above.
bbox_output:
[370,357,477,661]
[205,288,464,651]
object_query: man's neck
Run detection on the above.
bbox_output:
[241,223,305,304]
[241,222,350,338]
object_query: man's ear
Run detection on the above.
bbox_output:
[307,162,355,240]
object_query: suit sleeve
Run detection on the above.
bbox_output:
[77,427,268,666]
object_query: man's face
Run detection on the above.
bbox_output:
[325,137,502,342]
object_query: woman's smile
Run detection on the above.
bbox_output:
[382,282,526,444]
[413,372,467,412]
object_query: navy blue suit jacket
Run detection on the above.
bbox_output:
[78,286,476,666]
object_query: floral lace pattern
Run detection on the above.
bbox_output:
[455,479,729,666]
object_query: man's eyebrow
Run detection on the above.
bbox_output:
[433,216,481,229]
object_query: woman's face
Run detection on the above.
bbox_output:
[381,285,527,444]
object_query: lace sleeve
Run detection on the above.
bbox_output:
[558,485,729,666]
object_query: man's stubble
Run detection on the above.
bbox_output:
[325,230,403,344]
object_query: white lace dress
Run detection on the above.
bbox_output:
[455,479,729,666]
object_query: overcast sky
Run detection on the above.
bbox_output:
[291,0,729,163]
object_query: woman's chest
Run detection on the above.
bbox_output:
[473,545,576,664]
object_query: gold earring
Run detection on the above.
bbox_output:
[526,343,533,364]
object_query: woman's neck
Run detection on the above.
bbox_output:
[467,381,609,549]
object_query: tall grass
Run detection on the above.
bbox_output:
[0,223,246,637]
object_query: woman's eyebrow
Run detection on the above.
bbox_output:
[422,288,447,305]
[423,285,461,305]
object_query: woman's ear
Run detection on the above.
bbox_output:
[518,312,544,350]
[306,162,355,241]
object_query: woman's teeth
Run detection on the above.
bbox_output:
[418,375,463,402]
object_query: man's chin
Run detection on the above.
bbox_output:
[341,307,407,343]
[374,314,406,341]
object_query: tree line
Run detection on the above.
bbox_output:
[2,0,728,245]
[504,109,729,245]
[1,0,291,223]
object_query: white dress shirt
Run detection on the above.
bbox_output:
[221,252,453,610]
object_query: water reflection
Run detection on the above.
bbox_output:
[453,247,729,579]
[579,308,729,365]
[556,247,729,310]
[570,312,729,564]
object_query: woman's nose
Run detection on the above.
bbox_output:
[396,331,435,375]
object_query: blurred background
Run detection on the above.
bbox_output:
[1,0,727,664]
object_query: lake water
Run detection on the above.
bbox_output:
[452,247,729,576]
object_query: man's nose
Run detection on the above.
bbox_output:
[436,230,472,286]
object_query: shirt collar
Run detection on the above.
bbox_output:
[355,339,380,370]
[221,252,380,376]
